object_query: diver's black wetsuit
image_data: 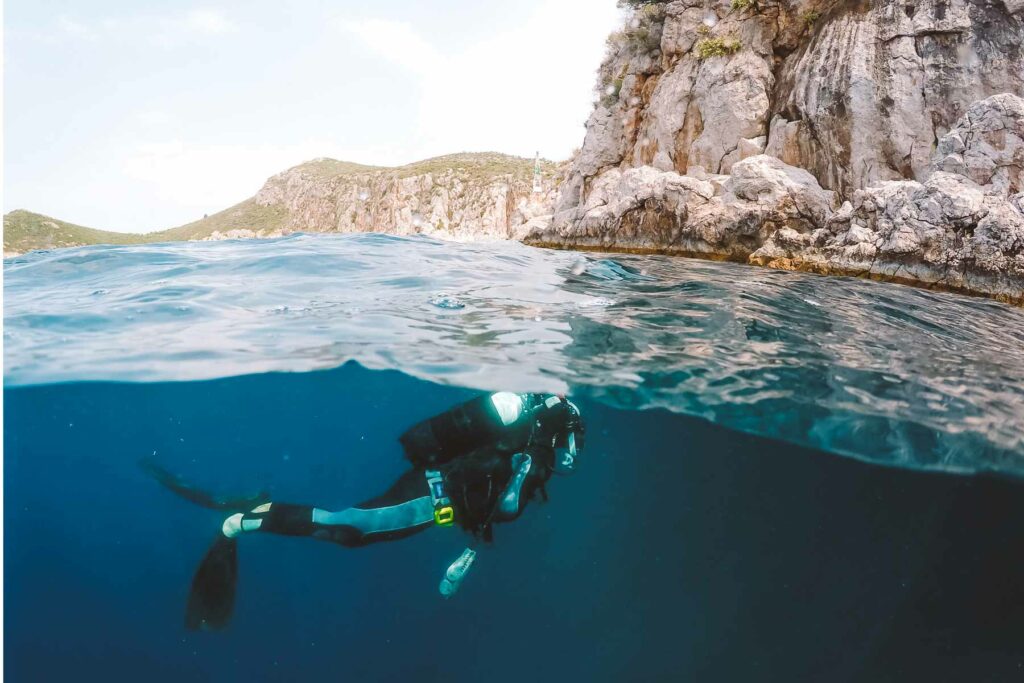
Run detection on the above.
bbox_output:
[220,392,584,546]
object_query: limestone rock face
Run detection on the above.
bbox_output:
[543,0,1024,303]
[932,93,1024,196]
[751,172,1024,301]
[724,155,837,226]
[203,228,287,242]
[535,155,839,260]
[564,0,1023,201]
[530,95,1024,304]
[253,154,559,242]
[771,0,1024,196]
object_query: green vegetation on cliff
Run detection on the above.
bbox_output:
[395,152,556,180]
[3,210,147,254]
[289,158,383,180]
[152,199,290,242]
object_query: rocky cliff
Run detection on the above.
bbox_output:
[244,153,558,242]
[526,0,1024,304]
[4,153,560,256]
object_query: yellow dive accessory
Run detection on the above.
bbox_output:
[433,505,455,527]
[425,469,455,527]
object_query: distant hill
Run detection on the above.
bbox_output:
[4,152,562,257]
[3,210,149,255]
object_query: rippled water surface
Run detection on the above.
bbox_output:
[6,234,1024,476]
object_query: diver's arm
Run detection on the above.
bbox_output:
[495,452,532,520]
[437,442,533,598]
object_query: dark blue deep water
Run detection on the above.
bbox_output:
[5,235,1024,681]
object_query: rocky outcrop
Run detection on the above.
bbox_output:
[750,94,1024,299]
[529,95,1024,303]
[533,155,837,257]
[532,0,1024,303]
[931,93,1024,194]
[251,154,559,242]
[751,172,1024,301]
[770,0,1024,196]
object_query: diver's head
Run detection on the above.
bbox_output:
[551,399,584,475]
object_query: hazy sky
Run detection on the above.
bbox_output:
[4,1,623,233]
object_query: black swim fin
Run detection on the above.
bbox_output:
[185,534,238,631]
[140,456,271,513]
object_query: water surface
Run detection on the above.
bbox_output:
[6,235,1024,476]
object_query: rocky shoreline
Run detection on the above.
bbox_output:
[526,0,1024,305]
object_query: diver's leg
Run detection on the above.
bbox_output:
[221,469,434,548]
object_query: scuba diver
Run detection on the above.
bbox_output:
[168,391,585,631]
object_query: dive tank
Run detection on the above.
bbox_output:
[400,392,533,468]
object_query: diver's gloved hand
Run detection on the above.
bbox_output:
[497,453,533,519]
[511,451,531,471]
[439,547,477,599]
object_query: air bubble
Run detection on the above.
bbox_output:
[429,295,465,310]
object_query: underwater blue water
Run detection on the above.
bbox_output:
[5,235,1024,681]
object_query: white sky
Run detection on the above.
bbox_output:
[4,1,623,233]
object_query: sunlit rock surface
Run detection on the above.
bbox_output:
[536,1,1024,303]
[252,154,559,242]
